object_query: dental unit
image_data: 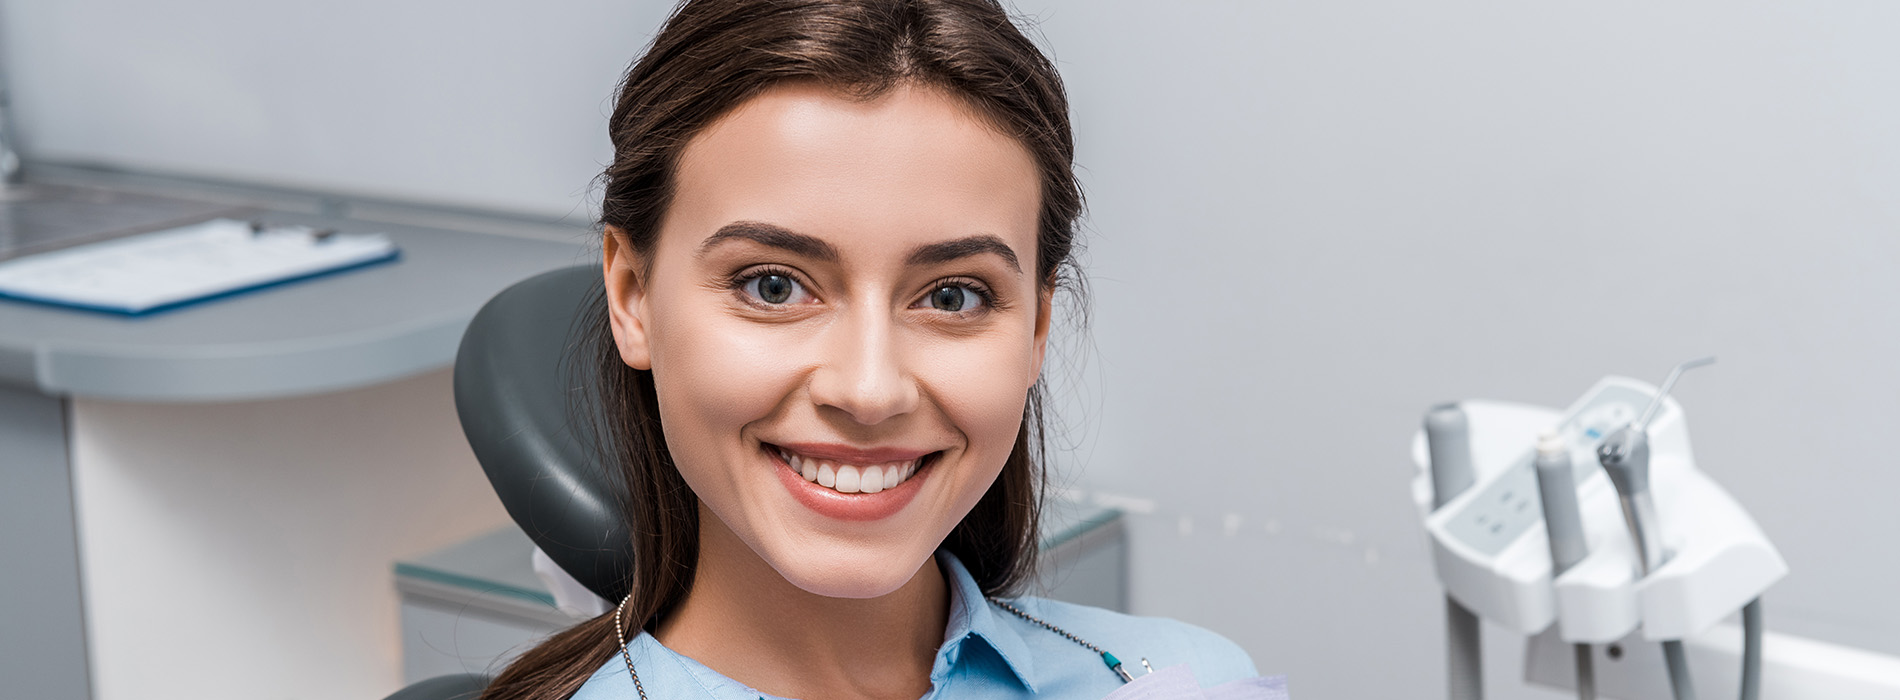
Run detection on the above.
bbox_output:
[1415,359,1785,700]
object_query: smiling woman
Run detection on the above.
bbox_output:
[610,80,1050,610]
[479,2,1256,700]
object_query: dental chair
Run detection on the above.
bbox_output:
[385,264,631,700]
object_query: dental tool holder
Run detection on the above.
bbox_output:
[1410,377,1786,643]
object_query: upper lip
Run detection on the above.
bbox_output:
[770,441,937,464]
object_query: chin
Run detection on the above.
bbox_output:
[758,537,938,599]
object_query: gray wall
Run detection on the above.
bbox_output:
[1,0,666,217]
[7,1,1897,698]
[1028,3,1900,698]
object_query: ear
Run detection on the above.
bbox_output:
[1027,286,1054,387]
[602,226,654,371]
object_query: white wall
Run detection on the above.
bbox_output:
[1024,2,1900,698]
[1,0,671,218]
[10,1,1900,699]
[71,370,509,700]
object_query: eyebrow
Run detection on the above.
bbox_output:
[906,235,1022,275]
[696,221,839,261]
[696,221,1022,275]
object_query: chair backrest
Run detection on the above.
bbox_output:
[452,265,632,602]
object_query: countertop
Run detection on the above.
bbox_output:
[0,172,592,402]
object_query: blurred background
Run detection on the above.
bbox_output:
[3,1,1896,699]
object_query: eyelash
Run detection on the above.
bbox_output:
[919,277,999,315]
[725,266,1000,314]
[727,265,810,307]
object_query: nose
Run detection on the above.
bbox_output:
[807,307,920,426]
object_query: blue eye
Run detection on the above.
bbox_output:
[743,273,809,305]
[925,284,983,312]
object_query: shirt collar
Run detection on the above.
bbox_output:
[936,549,1038,693]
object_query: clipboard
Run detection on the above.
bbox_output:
[0,218,400,315]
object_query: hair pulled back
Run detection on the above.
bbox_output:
[482,1,1081,698]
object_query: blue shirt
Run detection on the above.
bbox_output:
[572,551,1257,699]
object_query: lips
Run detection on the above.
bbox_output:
[765,443,937,521]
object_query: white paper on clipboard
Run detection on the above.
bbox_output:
[0,217,397,314]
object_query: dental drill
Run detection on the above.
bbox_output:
[1595,358,1712,583]
[1596,357,1762,700]
[1533,430,1593,700]
[1426,404,1483,700]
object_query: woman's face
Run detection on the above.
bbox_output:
[604,82,1049,598]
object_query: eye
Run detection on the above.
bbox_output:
[921,283,987,313]
[741,272,811,305]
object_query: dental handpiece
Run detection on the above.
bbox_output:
[1597,423,1665,574]
[1596,356,1713,575]
[1427,403,1475,509]
[1535,431,1589,575]
[1596,357,1715,700]
[1534,431,1596,700]
[1426,403,1483,700]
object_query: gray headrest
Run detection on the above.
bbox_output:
[453,265,632,602]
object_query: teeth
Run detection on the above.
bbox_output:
[780,448,924,494]
[835,466,861,493]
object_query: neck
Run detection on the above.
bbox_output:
[655,504,950,700]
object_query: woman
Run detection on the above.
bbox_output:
[485,1,1257,698]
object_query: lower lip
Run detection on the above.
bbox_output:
[770,447,930,522]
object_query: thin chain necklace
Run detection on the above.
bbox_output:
[612,594,652,700]
[613,593,1137,700]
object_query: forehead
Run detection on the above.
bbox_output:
[658,81,1041,265]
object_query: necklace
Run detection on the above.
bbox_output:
[613,593,1137,700]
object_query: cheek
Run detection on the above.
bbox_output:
[910,327,1037,466]
[644,306,803,489]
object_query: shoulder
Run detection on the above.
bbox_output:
[997,596,1258,686]
[570,632,730,700]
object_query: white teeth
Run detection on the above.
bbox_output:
[782,448,926,495]
[835,465,861,493]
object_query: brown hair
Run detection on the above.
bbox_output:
[481,1,1081,698]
